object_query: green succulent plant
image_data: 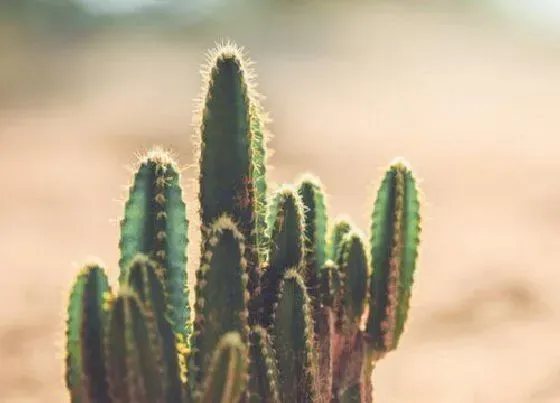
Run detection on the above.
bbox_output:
[64,42,422,403]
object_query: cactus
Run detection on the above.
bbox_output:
[336,231,369,332]
[65,263,112,403]
[273,269,317,402]
[190,215,250,398]
[105,289,165,403]
[119,148,189,339]
[366,160,421,354]
[260,185,305,328]
[247,326,280,403]
[297,176,328,332]
[126,256,183,403]
[200,332,248,403]
[63,42,422,403]
[197,44,260,328]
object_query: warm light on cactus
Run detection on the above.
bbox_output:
[63,42,422,403]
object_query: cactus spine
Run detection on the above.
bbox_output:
[64,43,422,403]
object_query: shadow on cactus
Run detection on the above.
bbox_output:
[64,42,422,403]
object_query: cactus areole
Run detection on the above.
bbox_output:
[64,42,422,403]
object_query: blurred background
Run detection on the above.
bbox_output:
[1,0,560,402]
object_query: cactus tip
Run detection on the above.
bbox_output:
[140,146,178,167]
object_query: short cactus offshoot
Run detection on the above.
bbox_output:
[64,42,422,403]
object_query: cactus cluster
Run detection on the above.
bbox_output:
[64,42,421,403]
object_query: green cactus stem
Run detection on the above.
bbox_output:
[126,255,183,403]
[65,265,88,402]
[200,332,248,403]
[297,175,328,287]
[319,260,342,310]
[366,159,421,353]
[265,185,305,271]
[118,148,189,339]
[197,44,260,321]
[61,42,426,403]
[106,289,165,403]
[250,102,269,264]
[66,263,112,403]
[190,215,250,396]
[337,231,369,332]
[328,217,352,262]
[260,186,305,328]
[297,175,328,335]
[272,269,316,403]
[247,326,280,403]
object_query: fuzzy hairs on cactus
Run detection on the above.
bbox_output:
[260,185,305,329]
[126,255,183,403]
[64,42,423,403]
[272,269,317,402]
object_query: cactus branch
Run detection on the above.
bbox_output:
[366,160,421,353]
[190,215,250,397]
[119,148,189,339]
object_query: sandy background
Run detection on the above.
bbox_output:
[1,2,560,402]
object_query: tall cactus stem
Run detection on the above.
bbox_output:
[337,231,369,333]
[196,43,260,325]
[297,175,328,339]
[105,289,165,403]
[65,263,112,403]
[366,159,421,353]
[190,215,250,397]
[126,255,183,403]
[247,326,280,403]
[118,148,189,339]
[260,186,305,328]
[272,269,316,402]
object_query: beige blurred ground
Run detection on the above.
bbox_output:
[1,2,560,402]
